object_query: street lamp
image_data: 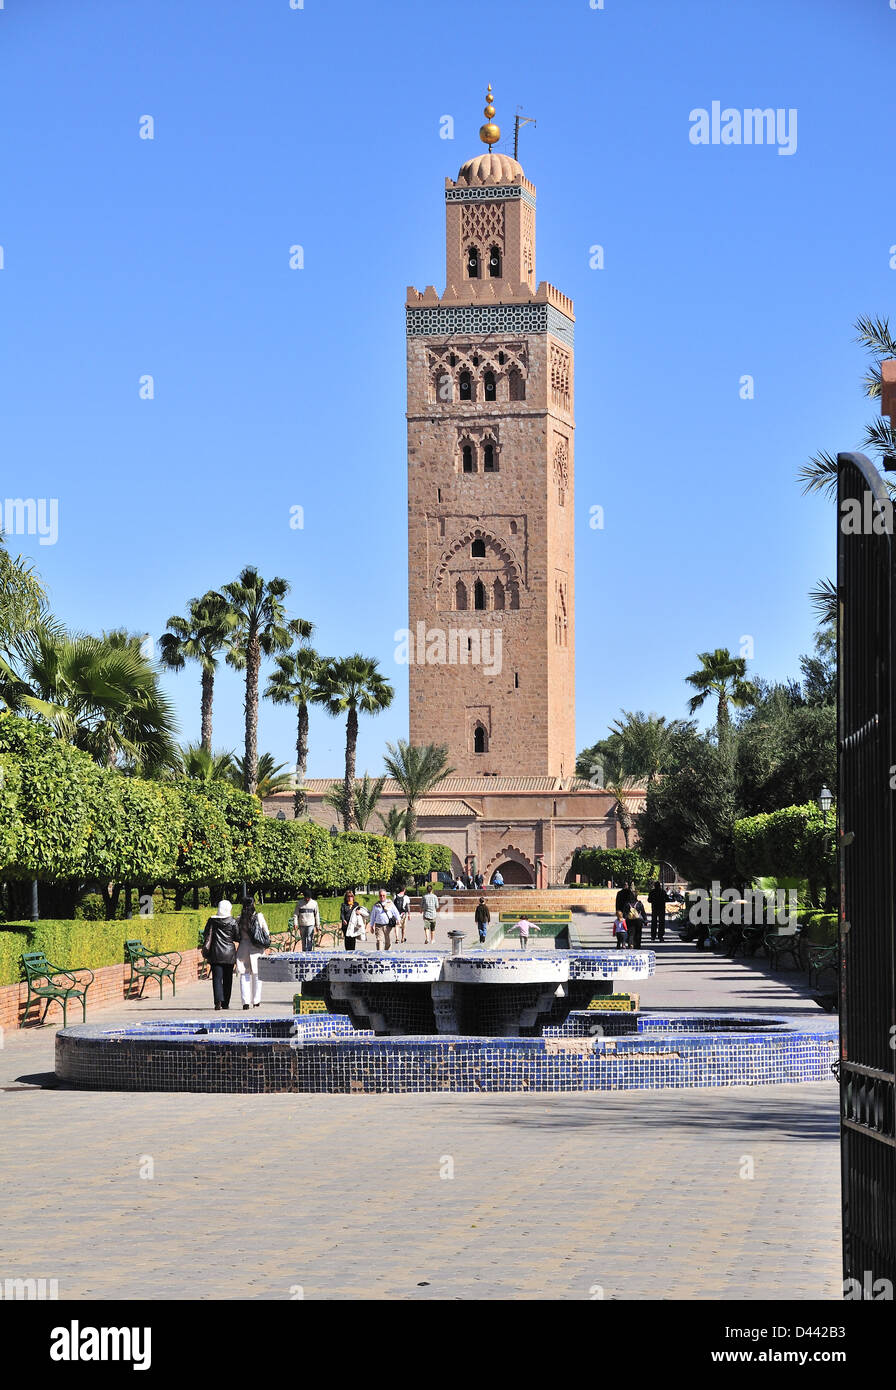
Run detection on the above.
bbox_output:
[818,787,834,911]
[329,824,339,837]
[819,786,833,817]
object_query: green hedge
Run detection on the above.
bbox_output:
[570,847,658,889]
[0,911,205,987]
[0,715,452,906]
[734,803,835,904]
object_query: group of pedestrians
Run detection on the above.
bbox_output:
[611,879,669,949]
[201,895,272,1010]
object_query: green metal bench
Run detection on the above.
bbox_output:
[21,952,94,1026]
[764,929,803,970]
[266,927,298,953]
[806,942,839,988]
[124,940,182,998]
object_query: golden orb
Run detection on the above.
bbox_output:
[480,121,500,146]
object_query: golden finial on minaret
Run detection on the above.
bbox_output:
[479,84,500,150]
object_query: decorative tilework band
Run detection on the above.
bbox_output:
[407,303,574,348]
[446,185,536,210]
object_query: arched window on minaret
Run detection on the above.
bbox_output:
[462,443,475,473]
[509,368,526,402]
[483,442,496,472]
[455,580,468,611]
[459,370,472,401]
[474,579,486,610]
[493,578,505,610]
[488,245,502,278]
[484,371,496,402]
[467,246,480,278]
[509,583,520,610]
[474,725,488,754]
[471,538,486,558]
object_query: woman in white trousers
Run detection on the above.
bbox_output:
[236,895,269,1008]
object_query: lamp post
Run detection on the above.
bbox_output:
[819,786,833,909]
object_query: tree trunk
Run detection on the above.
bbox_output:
[294,701,309,818]
[405,801,416,842]
[200,667,214,753]
[244,637,260,795]
[343,706,358,830]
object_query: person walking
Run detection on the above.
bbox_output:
[201,899,240,1010]
[615,880,636,916]
[236,894,270,1009]
[421,885,440,944]
[292,890,320,952]
[515,915,539,950]
[369,888,401,950]
[628,896,646,950]
[340,890,365,951]
[612,909,629,950]
[647,881,668,942]
[394,886,411,944]
[474,896,491,945]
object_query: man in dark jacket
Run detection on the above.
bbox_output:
[202,899,240,1010]
[615,880,636,916]
[474,897,491,944]
[647,881,669,942]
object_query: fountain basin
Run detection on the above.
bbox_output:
[55,1011,838,1094]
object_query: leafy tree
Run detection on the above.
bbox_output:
[159,592,236,753]
[636,726,738,886]
[220,567,312,795]
[264,646,325,817]
[382,739,455,841]
[313,655,394,829]
[575,737,623,786]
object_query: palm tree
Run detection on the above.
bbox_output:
[382,740,455,841]
[313,655,394,829]
[16,629,179,771]
[159,592,236,753]
[378,805,408,840]
[323,772,386,830]
[799,315,896,499]
[229,752,293,799]
[607,710,689,788]
[263,646,325,817]
[685,649,758,744]
[809,577,838,630]
[0,535,48,657]
[607,777,638,848]
[219,567,312,795]
[179,743,235,782]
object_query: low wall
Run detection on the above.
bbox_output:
[0,947,207,1031]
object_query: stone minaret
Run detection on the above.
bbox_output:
[406,88,575,778]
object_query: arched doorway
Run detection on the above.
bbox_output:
[493,859,533,885]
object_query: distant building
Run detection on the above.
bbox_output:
[265,91,644,884]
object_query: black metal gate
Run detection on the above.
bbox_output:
[837,450,896,1293]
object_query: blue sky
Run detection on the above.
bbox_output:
[1,0,892,778]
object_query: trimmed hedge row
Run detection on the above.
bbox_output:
[0,896,399,985]
[0,712,451,906]
[733,803,836,904]
[569,847,659,889]
[0,911,206,987]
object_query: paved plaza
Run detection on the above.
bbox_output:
[0,915,841,1300]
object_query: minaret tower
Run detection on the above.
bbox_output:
[405,88,575,778]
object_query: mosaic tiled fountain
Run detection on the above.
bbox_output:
[55,947,837,1094]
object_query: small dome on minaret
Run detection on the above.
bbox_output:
[456,85,524,185]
